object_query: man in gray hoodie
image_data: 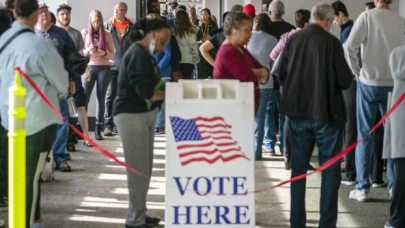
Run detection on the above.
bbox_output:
[344,0,405,202]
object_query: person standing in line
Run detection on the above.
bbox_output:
[104,2,133,136]
[270,8,311,169]
[189,6,199,26]
[275,3,353,227]
[56,4,92,147]
[82,10,115,141]
[114,18,170,228]
[344,0,405,202]
[0,0,69,226]
[383,41,405,228]
[35,2,75,172]
[247,13,278,160]
[175,10,199,79]
[332,0,357,186]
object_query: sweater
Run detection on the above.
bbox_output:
[383,45,405,159]
[81,29,115,66]
[344,8,405,87]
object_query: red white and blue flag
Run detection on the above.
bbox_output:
[169,116,250,166]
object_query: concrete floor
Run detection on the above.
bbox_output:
[0,134,391,228]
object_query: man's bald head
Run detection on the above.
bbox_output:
[114,2,128,21]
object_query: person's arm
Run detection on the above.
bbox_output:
[199,40,215,66]
[200,34,211,42]
[81,29,92,56]
[249,53,269,84]
[62,30,76,82]
[270,34,286,61]
[126,51,164,101]
[91,31,115,59]
[157,42,172,71]
[334,40,354,90]
[215,46,257,82]
[77,31,85,56]
[38,42,69,99]
[344,13,367,77]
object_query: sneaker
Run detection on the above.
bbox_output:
[384,222,394,228]
[155,128,165,135]
[125,225,147,228]
[349,189,370,202]
[0,219,4,227]
[0,197,7,212]
[66,144,76,152]
[104,126,113,136]
[308,164,315,170]
[32,222,43,228]
[372,182,388,188]
[341,177,356,186]
[285,157,291,170]
[263,150,276,156]
[145,215,161,225]
[56,161,71,172]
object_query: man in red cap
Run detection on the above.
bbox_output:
[243,4,256,18]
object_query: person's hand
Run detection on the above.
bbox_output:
[258,68,268,84]
[69,81,75,95]
[199,19,204,26]
[355,74,359,82]
[85,67,91,82]
[85,46,97,55]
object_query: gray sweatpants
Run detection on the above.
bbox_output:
[115,109,158,226]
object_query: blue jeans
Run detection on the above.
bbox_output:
[254,88,273,159]
[155,77,171,130]
[355,82,393,190]
[264,90,285,151]
[53,99,70,163]
[289,119,342,228]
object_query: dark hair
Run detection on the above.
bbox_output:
[331,1,349,17]
[128,17,169,42]
[14,0,39,18]
[177,5,187,11]
[231,4,243,12]
[50,12,56,24]
[222,11,229,23]
[365,2,376,9]
[201,8,211,16]
[223,12,251,36]
[254,13,271,34]
[175,10,195,38]
[295,9,310,28]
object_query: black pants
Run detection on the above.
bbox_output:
[84,65,111,125]
[180,63,194,80]
[342,82,357,180]
[0,120,8,199]
[389,158,405,227]
[104,70,118,128]
[371,112,385,183]
[25,125,56,226]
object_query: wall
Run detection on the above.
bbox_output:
[400,0,405,18]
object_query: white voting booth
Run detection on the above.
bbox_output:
[165,80,255,227]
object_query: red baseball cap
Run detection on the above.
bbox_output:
[243,4,256,18]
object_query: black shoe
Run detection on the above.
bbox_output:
[112,126,118,134]
[66,144,76,152]
[145,216,161,226]
[285,157,291,170]
[95,124,103,140]
[104,126,113,136]
[308,164,315,170]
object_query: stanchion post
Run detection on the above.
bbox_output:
[8,69,26,227]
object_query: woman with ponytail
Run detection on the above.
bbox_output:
[81,10,114,140]
[113,18,170,228]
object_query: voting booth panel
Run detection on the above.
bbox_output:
[165,80,255,227]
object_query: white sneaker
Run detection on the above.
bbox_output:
[389,188,392,200]
[32,222,44,228]
[349,189,370,202]
[0,219,4,227]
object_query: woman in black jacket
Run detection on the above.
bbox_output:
[113,18,170,228]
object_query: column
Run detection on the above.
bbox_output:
[399,0,405,18]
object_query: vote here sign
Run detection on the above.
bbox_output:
[165,80,255,228]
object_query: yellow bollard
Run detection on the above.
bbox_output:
[8,69,26,228]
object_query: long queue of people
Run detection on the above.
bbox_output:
[0,0,405,227]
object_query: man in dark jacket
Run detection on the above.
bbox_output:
[277,3,353,228]
[104,2,133,136]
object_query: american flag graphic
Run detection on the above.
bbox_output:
[169,116,250,166]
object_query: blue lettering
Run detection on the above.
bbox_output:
[214,206,231,224]
[212,177,230,195]
[196,206,212,224]
[173,177,192,196]
[232,177,248,195]
[173,206,192,225]
[235,205,250,224]
[193,177,212,196]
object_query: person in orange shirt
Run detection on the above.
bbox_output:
[104,2,133,136]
